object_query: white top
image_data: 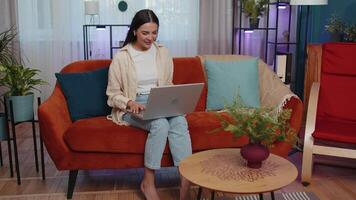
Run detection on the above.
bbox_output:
[128,44,158,95]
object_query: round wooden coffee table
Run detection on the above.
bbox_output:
[179,148,298,200]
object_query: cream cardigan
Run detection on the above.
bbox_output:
[106,43,173,125]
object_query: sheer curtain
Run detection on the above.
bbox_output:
[198,0,233,54]
[17,0,199,100]
[145,1,199,56]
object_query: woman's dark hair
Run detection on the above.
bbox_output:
[123,9,159,46]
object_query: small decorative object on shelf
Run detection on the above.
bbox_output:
[282,31,290,42]
[241,0,269,29]
[212,95,298,168]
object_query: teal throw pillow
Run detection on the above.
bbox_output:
[55,67,111,121]
[204,58,260,110]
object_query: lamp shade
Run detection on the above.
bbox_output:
[85,1,99,15]
[290,0,328,5]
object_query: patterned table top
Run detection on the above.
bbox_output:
[179,148,298,194]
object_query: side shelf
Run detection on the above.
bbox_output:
[83,24,130,60]
[233,0,297,75]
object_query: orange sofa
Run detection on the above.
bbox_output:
[38,56,303,199]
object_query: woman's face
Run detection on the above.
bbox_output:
[133,22,158,51]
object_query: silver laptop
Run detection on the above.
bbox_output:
[133,83,204,120]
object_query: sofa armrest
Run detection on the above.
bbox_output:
[38,84,73,169]
[270,96,303,157]
[283,96,304,135]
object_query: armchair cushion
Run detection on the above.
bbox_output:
[204,58,260,110]
[55,67,111,121]
[322,43,356,76]
[317,43,356,121]
[313,117,356,144]
[318,74,356,121]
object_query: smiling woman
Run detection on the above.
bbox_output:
[131,22,158,51]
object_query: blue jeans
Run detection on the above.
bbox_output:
[123,95,192,170]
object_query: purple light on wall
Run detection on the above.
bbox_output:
[235,30,266,59]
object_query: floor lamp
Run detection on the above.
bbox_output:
[290,0,328,98]
[84,1,99,59]
[85,1,99,24]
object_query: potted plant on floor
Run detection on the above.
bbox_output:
[0,64,47,123]
[241,0,269,29]
[0,27,18,139]
[214,95,298,168]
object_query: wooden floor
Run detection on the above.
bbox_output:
[0,123,355,200]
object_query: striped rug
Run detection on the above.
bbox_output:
[217,192,319,200]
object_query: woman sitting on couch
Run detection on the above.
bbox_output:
[106,9,192,200]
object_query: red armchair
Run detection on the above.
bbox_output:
[302,42,356,185]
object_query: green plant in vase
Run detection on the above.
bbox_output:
[0,64,47,122]
[0,27,18,139]
[325,13,346,42]
[241,0,269,29]
[214,95,297,168]
[0,64,46,96]
[344,24,356,42]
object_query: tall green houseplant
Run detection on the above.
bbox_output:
[0,27,47,122]
[0,27,18,139]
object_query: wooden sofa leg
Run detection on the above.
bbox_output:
[67,170,78,199]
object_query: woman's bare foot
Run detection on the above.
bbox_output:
[141,168,160,200]
[140,181,160,200]
[179,176,191,200]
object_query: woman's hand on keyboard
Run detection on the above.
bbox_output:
[127,100,146,114]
